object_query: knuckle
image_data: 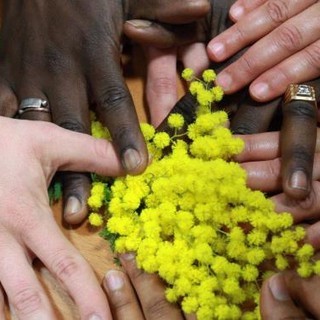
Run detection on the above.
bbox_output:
[12,287,42,315]
[304,42,320,72]
[276,25,303,52]
[284,101,316,120]
[145,297,172,319]
[57,119,87,133]
[233,25,247,44]
[266,0,290,24]
[231,123,259,135]
[51,250,82,281]
[266,158,281,180]
[62,172,90,194]
[290,147,313,166]
[97,86,131,114]
[112,125,132,145]
[0,91,18,116]
[289,188,317,211]
[238,54,257,78]
[128,264,145,282]
[149,76,176,95]
[111,299,133,312]
[93,139,113,161]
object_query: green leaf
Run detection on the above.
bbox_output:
[99,229,119,252]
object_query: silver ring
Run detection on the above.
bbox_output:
[18,98,50,115]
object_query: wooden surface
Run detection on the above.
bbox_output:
[4,47,185,319]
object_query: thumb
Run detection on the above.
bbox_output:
[34,121,124,177]
[260,273,306,319]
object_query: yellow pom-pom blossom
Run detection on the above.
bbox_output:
[168,113,185,130]
[88,212,103,227]
[88,68,318,320]
[182,67,194,81]
[202,69,217,82]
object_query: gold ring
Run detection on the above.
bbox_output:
[284,84,317,108]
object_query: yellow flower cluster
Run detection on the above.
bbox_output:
[88,69,319,320]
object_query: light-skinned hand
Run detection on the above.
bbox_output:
[0,116,124,319]
[207,0,320,101]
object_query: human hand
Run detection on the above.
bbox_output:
[0,0,210,223]
[103,254,190,320]
[260,270,320,319]
[207,0,320,101]
[124,0,235,127]
[0,116,124,319]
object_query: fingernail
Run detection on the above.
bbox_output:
[269,274,290,301]
[126,19,152,29]
[216,73,232,90]
[208,42,225,60]
[122,148,142,172]
[120,252,135,261]
[105,270,124,291]
[230,5,244,20]
[290,170,308,191]
[88,314,102,320]
[251,82,269,100]
[65,196,82,215]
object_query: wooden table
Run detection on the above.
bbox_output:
[4,47,185,319]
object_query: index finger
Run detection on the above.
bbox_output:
[129,0,210,24]
[88,42,148,175]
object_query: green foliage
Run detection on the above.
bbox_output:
[48,181,62,205]
[99,228,119,252]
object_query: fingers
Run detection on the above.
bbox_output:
[16,82,51,122]
[230,96,280,134]
[210,2,320,100]
[241,157,282,193]
[62,173,91,225]
[23,209,112,320]
[89,47,148,175]
[209,0,316,62]
[0,81,18,117]
[0,232,54,319]
[104,270,145,319]
[119,253,184,320]
[179,43,210,76]
[280,98,318,199]
[124,21,202,49]
[249,40,320,101]
[157,92,197,132]
[28,121,124,178]
[260,273,308,320]
[306,220,320,250]
[144,46,178,127]
[229,0,268,21]
[129,0,210,24]
[271,180,320,223]
[236,132,280,163]
[46,74,92,224]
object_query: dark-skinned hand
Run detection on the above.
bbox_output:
[260,269,320,319]
[0,0,210,224]
[103,254,320,320]
[103,253,195,320]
